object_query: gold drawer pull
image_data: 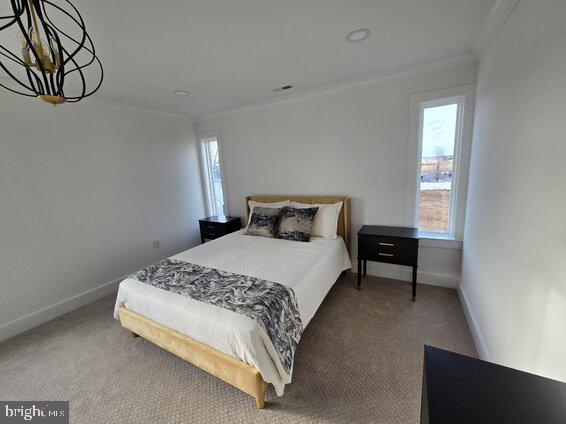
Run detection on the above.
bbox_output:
[379,242,394,247]
[378,253,394,257]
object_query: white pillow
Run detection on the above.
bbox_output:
[289,201,343,239]
[246,200,291,227]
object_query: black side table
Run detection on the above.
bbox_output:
[357,225,419,300]
[199,215,241,243]
[421,345,566,423]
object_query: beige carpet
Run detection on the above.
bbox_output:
[0,274,476,423]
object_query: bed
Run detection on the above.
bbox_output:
[114,195,351,408]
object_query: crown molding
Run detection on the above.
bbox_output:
[78,97,193,121]
[0,76,193,121]
[472,0,521,59]
[195,53,478,125]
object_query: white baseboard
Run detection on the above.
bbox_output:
[365,262,459,288]
[457,284,491,360]
[0,276,123,342]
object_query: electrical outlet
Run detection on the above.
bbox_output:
[152,239,160,249]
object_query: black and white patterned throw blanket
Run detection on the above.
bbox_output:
[130,259,303,374]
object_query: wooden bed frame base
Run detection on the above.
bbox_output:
[119,307,268,408]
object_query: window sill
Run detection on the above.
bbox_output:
[419,236,462,250]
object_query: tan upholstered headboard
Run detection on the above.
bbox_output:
[245,195,351,254]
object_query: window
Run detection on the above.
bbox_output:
[418,101,460,235]
[199,134,226,216]
[406,85,475,242]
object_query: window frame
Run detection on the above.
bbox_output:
[405,84,476,242]
[198,131,228,216]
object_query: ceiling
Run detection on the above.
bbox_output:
[5,0,497,118]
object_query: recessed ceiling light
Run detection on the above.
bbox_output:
[173,90,189,96]
[346,28,371,43]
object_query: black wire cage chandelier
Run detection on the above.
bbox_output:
[0,0,103,105]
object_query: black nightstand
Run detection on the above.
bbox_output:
[357,225,419,300]
[199,215,241,243]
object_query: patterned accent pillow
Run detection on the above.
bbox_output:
[276,206,319,242]
[244,207,282,238]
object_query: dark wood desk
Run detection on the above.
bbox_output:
[198,215,241,243]
[421,346,566,423]
[357,225,419,300]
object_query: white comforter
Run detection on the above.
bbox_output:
[113,230,351,395]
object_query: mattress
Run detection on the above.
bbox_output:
[113,230,351,395]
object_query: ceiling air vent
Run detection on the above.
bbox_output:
[273,84,293,92]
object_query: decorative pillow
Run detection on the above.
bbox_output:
[244,207,282,238]
[289,201,343,239]
[276,206,319,242]
[246,200,291,226]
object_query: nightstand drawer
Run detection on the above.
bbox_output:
[199,222,226,239]
[359,235,417,266]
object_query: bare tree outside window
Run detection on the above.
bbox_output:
[433,146,446,182]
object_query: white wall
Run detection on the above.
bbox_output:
[0,98,205,340]
[197,64,479,287]
[461,0,566,381]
